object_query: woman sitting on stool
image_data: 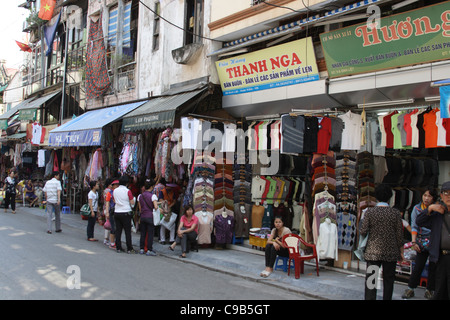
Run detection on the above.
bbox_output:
[260,216,291,278]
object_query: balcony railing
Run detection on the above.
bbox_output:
[67,45,87,72]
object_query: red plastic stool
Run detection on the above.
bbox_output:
[420,277,428,287]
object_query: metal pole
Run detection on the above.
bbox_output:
[60,10,69,125]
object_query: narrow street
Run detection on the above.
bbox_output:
[0,207,312,301]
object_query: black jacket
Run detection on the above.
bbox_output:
[416,201,449,263]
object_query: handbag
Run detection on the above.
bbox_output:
[161,213,177,229]
[80,203,91,217]
[153,208,162,226]
[354,233,368,262]
[416,234,430,252]
[104,218,111,231]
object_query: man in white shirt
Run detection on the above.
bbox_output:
[43,171,62,234]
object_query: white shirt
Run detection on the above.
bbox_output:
[221,123,237,153]
[181,117,200,150]
[317,218,338,261]
[339,111,362,150]
[88,190,99,212]
[31,123,42,145]
[251,176,267,202]
[42,178,62,204]
[113,185,134,213]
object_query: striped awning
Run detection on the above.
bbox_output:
[208,0,388,57]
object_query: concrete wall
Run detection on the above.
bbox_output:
[137,0,218,99]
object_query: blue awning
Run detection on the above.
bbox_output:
[48,100,147,147]
[431,79,450,87]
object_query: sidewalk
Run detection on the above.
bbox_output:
[24,205,426,300]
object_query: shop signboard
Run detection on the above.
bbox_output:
[215,37,320,95]
[18,108,37,121]
[48,128,102,147]
[320,1,450,78]
[122,110,176,132]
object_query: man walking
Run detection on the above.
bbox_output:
[417,181,450,300]
[43,171,62,234]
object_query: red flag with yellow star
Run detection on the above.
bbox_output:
[16,40,32,52]
[38,0,56,21]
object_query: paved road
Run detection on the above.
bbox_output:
[0,208,312,301]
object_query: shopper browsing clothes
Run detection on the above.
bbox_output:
[360,184,404,300]
[158,183,177,245]
[3,170,17,214]
[402,187,438,300]
[113,175,136,254]
[103,178,119,249]
[138,179,158,256]
[416,181,450,300]
[42,172,62,234]
[87,181,100,242]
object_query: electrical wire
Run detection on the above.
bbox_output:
[138,0,222,43]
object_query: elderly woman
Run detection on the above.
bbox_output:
[360,183,404,300]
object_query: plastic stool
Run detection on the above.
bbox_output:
[232,234,244,244]
[62,206,71,214]
[420,277,428,287]
[274,256,295,272]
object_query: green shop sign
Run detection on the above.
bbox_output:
[320,1,450,78]
[19,108,37,121]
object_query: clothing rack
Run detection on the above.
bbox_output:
[187,113,237,123]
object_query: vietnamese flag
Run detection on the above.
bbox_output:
[16,40,32,52]
[38,0,56,21]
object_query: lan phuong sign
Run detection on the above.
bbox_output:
[215,38,319,95]
[320,1,450,78]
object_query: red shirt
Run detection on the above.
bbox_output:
[316,117,332,154]
[383,111,398,149]
[443,118,450,145]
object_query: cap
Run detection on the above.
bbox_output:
[442,181,450,192]
[112,180,119,185]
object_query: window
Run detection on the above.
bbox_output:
[107,1,138,66]
[153,1,160,51]
[184,0,203,45]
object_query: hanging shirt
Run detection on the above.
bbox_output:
[38,149,46,167]
[251,176,267,202]
[410,109,421,148]
[31,122,43,145]
[317,218,338,260]
[329,117,343,152]
[316,117,331,154]
[181,117,200,150]
[423,108,439,148]
[221,122,237,153]
[338,111,362,150]
[280,114,305,154]
[383,111,398,149]
[436,109,449,147]
[378,114,387,147]
[270,120,281,150]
